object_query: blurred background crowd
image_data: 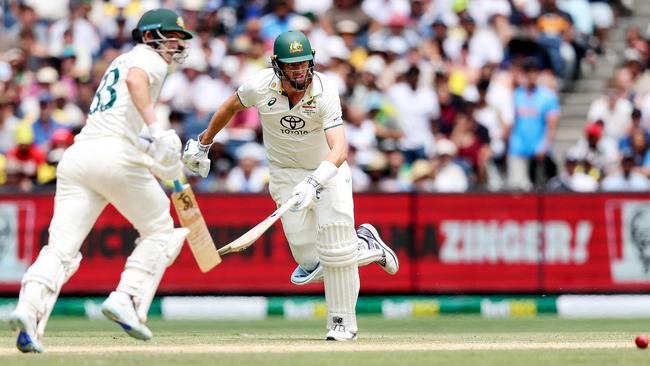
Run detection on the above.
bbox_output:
[1,0,648,194]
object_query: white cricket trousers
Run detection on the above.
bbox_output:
[269,162,355,271]
[48,137,174,259]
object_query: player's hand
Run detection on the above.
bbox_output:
[182,137,211,178]
[151,130,181,165]
[149,129,183,180]
[291,175,320,212]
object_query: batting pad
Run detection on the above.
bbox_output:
[317,223,360,332]
[20,245,82,337]
[117,228,188,322]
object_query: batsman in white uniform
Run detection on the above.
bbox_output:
[9,8,192,353]
[183,31,399,341]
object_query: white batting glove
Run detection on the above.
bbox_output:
[291,175,320,212]
[290,161,339,212]
[147,123,183,180]
[182,134,212,178]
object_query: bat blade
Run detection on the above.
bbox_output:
[171,182,221,272]
[217,195,299,256]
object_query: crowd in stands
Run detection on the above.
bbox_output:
[0,0,645,194]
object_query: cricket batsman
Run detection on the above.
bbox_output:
[183,31,399,341]
[9,8,192,353]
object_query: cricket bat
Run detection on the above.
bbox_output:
[171,180,221,272]
[217,195,300,256]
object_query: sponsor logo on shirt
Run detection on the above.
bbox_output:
[268,97,277,106]
[280,115,307,135]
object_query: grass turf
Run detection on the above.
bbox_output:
[1,316,649,365]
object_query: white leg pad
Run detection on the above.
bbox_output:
[116,228,188,322]
[19,245,82,338]
[317,223,360,333]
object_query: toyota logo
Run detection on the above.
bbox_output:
[280,115,306,130]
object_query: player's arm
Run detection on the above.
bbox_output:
[128,67,183,180]
[323,125,348,167]
[126,67,158,128]
[183,92,247,177]
[199,93,247,145]
[291,122,347,212]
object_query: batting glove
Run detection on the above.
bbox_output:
[291,175,320,212]
[182,134,212,178]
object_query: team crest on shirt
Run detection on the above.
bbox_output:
[300,100,316,116]
[289,41,303,54]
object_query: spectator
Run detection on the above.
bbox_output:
[627,129,650,177]
[344,104,378,167]
[259,0,300,43]
[346,145,371,192]
[601,149,650,191]
[449,110,491,186]
[410,159,434,192]
[387,65,439,163]
[536,0,574,77]
[51,82,84,128]
[382,142,411,192]
[575,121,618,176]
[322,0,374,36]
[30,93,67,149]
[5,123,46,192]
[431,138,468,192]
[473,79,508,164]
[546,148,598,192]
[5,4,48,45]
[0,97,19,153]
[48,0,100,63]
[0,0,625,193]
[507,59,560,190]
[225,143,269,193]
[587,79,634,146]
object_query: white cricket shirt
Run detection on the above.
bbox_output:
[76,44,168,145]
[237,68,343,170]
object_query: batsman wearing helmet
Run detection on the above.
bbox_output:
[183,31,399,341]
[9,8,192,353]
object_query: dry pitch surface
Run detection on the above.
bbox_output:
[0,316,648,365]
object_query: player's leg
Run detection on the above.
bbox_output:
[98,162,186,340]
[356,223,399,275]
[290,163,399,285]
[269,167,320,273]
[316,163,360,340]
[10,148,107,353]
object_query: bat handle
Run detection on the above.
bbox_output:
[217,246,228,256]
[173,179,184,193]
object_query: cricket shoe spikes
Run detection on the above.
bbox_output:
[326,317,358,341]
[9,306,44,353]
[101,291,152,341]
[356,223,399,275]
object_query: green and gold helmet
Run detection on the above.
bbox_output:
[273,31,314,63]
[271,31,315,90]
[133,8,193,41]
[132,8,193,63]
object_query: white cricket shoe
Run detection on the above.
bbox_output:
[326,317,358,341]
[357,224,399,275]
[9,305,44,353]
[101,291,152,341]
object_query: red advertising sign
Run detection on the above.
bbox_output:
[1,193,650,294]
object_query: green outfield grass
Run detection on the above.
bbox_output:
[1,316,649,365]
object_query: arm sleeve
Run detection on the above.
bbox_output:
[321,88,343,130]
[129,52,166,86]
[236,74,260,108]
[544,91,561,118]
